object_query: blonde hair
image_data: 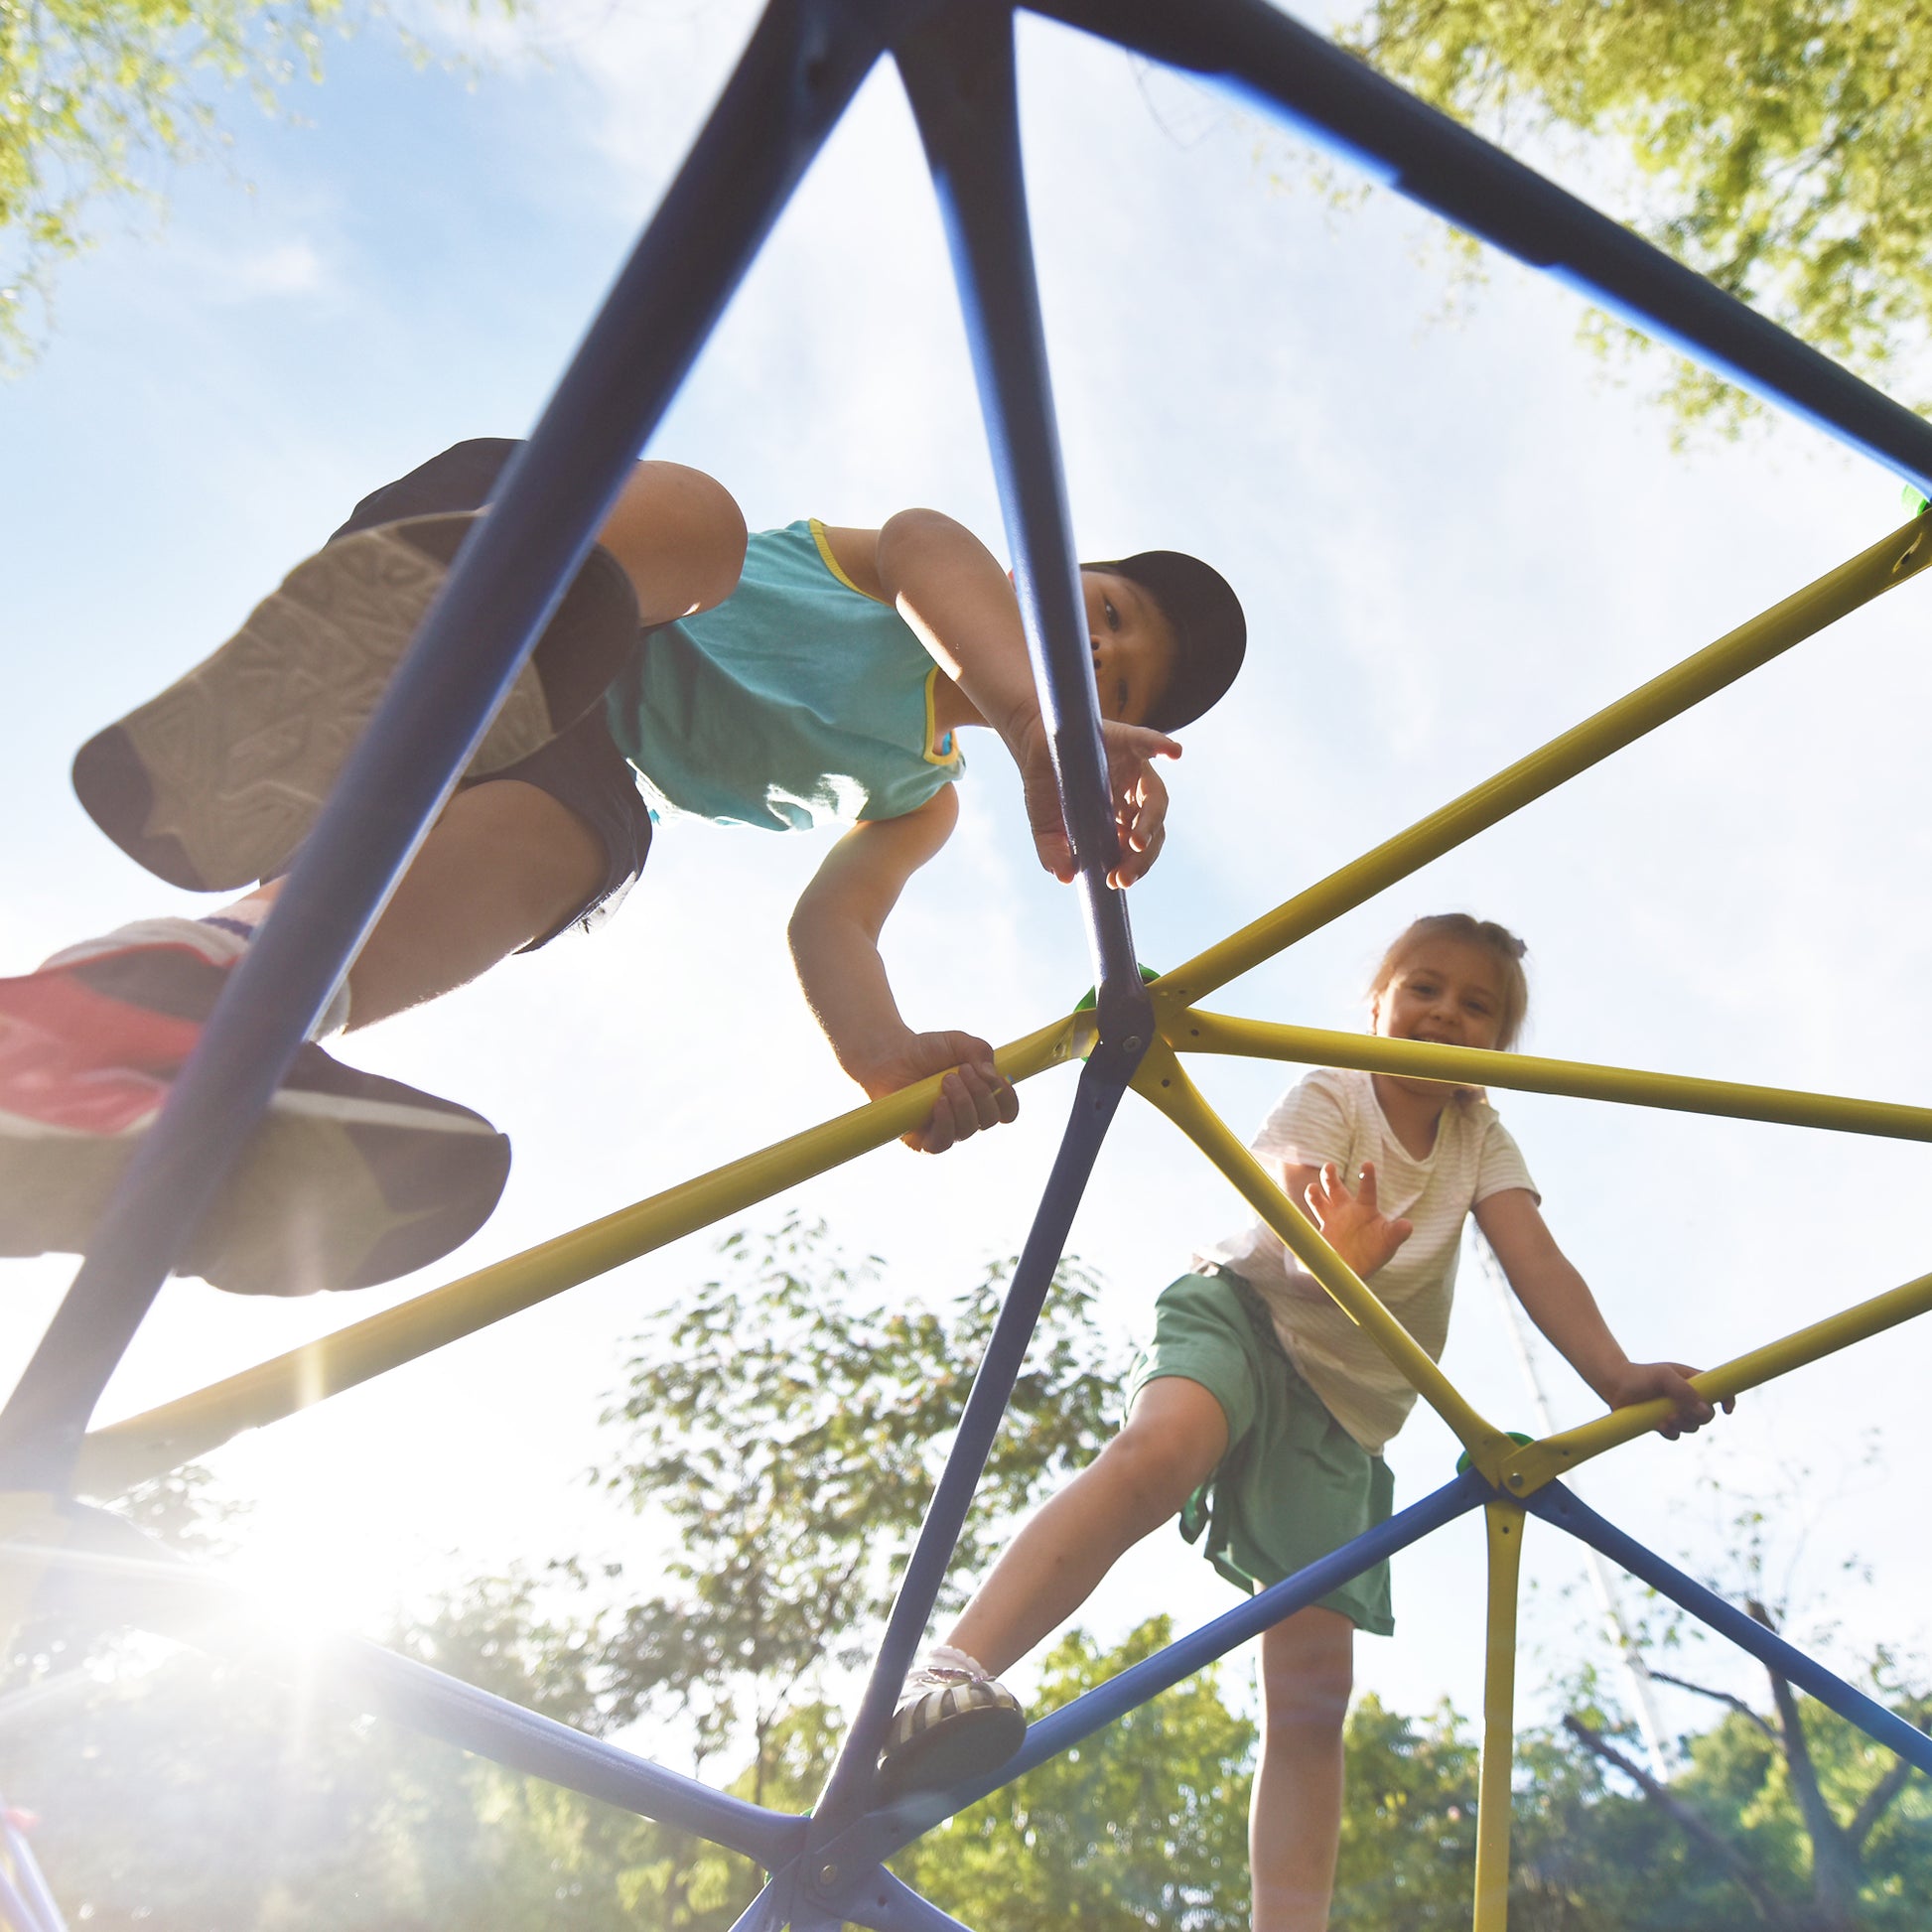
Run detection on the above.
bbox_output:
[1367,913,1530,1053]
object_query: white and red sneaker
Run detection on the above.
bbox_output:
[0,934,509,1296]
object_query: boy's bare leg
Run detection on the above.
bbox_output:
[944,1376,1229,1675]
[1252,1606,1353,1932]
[234,778,607,1031]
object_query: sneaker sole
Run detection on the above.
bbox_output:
[0,964,510,1296]
[72,515,639,893]
[877,1700,1028,1799]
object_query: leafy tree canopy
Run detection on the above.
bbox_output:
[1344,0,1932,430]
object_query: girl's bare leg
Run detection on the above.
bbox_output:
[1251,1605,1354,1932]
[945,1376,1229,1675]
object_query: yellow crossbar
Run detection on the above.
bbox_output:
[1172,1012,1932,1143]
[1129,1042,1516,1476]
[73,1016,1085,1499]
[1152,513,1932,1013]
[1499,1266,1932,1496]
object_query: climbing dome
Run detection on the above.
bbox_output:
[5,1,1932,1926]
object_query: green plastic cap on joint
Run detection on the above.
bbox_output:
[1455,1430,1537,1476]
[1903,482,1930,517]
[1074,963,1164,1013]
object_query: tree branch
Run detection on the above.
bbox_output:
[1562,1716,1792,1926]
[1847,1754,1916,1855]
[1644,1667,1777,1739]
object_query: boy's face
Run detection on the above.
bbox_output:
[1081,568,1178,727]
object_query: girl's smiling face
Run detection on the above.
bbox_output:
[1372,936,1509,1094]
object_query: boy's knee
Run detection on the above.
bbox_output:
[608,462,747,617]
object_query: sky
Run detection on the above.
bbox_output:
[6,0,1932,1806]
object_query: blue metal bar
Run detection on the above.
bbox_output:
[897,2,1152,1046]
[842,1869,980,1932]
[1035,0,1932,499]
[724,1875,798,1932]
[0,1808,63,1932]
[8,1524,809,1869]
[809,1046,1138,1836]
[0,1864,52,1932]
[0,1806,65,1932]
[1528,1482,1932,1776]
[814,1468,1489,1871]
[0,0,887,1491]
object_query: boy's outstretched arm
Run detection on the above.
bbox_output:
[788,785,1018,1155]
[873,510,1180,888]
[1474,1188,1730,1439]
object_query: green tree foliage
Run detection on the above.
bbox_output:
[0,0,511,367]
[590,1215,1126,1795]
[1343,0,1932,428]
[1,0,337,358]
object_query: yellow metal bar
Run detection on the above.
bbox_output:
[1499,1265,1932,1497]
[1171,1011,1932,1144]
[1472,1501,1527,1932]
[1152,514,1932,1012]
[74,1016,1085,1499]
[1129,1042,1516,1476]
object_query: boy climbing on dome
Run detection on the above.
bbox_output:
[0,438,1245,1296]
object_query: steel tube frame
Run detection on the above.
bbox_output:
[1471,1504,1526,1932]
[1528,1484,1932,1777]
[811,1049,1138,1830]
[0,0,889,1491]
[807,1470,1489,1877]
[1133,1041,1514,1468]
[6,1529,804,1868]
[897,1,1150,1044]
[71,1014,1086,1500]
[1150,510,1930,1011]
[14,0,1932,1926]
[1046,0,1932,497]
[1174,1014,1932,1146]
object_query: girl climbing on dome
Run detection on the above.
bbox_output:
[884,911,1729,1932]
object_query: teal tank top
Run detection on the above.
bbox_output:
[603,519,965,832]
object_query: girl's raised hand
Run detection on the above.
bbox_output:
[1303,1161,1413,1279]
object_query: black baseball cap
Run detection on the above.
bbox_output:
[1085,549,1247,732]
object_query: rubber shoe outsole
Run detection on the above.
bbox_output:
[72,514,640,893]
[0,953,510,1297]
[877,1680,1028,1799]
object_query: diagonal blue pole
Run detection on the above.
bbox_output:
[0,1802,67,1932]
[898,1,1152,1049]
[0,0,889,1492]
[1037,0,1932,499]
[1528,1481,1932,1775]
[811,1467,1488,1873]
[12,1518,808,1869]
[809,1047,1139,1837]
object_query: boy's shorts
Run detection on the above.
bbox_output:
[330,438,655,949]
[1125,1267,1395,1635]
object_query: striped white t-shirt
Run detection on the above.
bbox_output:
[1195,1066,1537,1454]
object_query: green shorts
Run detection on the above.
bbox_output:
[1125,1268,1396,1636]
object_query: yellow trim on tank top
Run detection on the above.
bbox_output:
[921,668,961,768]
[809,518,960,768]
[809,517,875,598]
